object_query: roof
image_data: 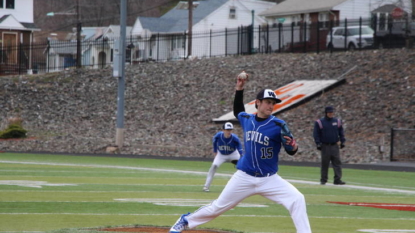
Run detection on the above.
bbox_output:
[372,4,407,14]
[137,16,177,33]
[146,0,228,33]
[47,40,88,55]
[102,25,133,39]
[0,14,40,31]
[0,15,8,23]
[260,0,348,17]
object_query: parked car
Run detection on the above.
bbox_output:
[326,26,374,50]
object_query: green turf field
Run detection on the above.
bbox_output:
[0,152,414,233]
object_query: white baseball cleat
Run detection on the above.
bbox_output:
[203,186,209,192]
[169,213,189,233]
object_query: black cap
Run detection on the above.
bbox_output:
[256,89,282,103]
[325,106,335,113]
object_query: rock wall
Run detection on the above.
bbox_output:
[1,49,414,163]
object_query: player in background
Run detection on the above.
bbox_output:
[169,73,312,233]
[203,122,243,192]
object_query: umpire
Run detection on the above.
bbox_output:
[313,106,346,185]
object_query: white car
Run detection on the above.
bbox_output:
[326,26,374,50]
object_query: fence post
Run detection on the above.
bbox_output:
[47,40,50,73]
[237,27,240,55]
[250,25,253,54]
[183,31,187,60]
[278,23,282,53]
[372,15,377,48]
[157,33,160,62]
[225,28,228,56]
[210,29,212,57]
[344,18,348,51]
[329,20,333,53]
[258,25,261,53]
[18,43,22,75]
[266,24,269,53]
[102,37,105,68]
[359,17,362,50]
[390,127,394,161]
[316,20,320,54]
[303,22,307,53]
[291,22,294,53]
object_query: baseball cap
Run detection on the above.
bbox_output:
[256,89,282,103]
[223,122,234,130]
[325,106,335,113]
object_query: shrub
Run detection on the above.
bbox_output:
[0,124,27,139]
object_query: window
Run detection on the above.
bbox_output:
[291,15,301,26]
[229,7,236,19]
[0,0,3,8]
[319,12,329,28]
[171,35,184,50]
[334,29,344,36]
[6,0,14,9]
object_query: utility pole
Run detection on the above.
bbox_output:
[115,0,127,148]
[76,0,82,68]
[188,0,193,58]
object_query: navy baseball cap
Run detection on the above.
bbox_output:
[223,122,234,130]
[325,106,335,113]
[256,89,282,103]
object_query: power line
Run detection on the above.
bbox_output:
[36,0,179,37]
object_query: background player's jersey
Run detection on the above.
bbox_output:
[212,132,243,155]
[236,112,293,175]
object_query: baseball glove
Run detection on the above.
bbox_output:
[231,160,238,165]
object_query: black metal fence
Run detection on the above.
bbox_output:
[390,128,415,161]
[1,16,414,76]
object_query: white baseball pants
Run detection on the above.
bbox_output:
[203,150,240,189]
[189,170,312,233]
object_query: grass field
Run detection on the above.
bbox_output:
[0,152,414,233]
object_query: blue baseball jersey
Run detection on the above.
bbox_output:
[236,112,294,175]
[212,132,243,155]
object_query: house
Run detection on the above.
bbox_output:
[258,0,412,50]
[371,4,413,48]
[0,0,40,75]
[45,25,133,72]
[83,25,133,69]
[131,0,276,61]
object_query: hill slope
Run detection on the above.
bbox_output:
[1,49,414,163]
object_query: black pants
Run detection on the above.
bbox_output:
[320,144,342,183]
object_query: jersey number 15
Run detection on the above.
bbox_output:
[261,147,274,159]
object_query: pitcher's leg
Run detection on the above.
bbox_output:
[261,175,312,233]
[188,171,254,229]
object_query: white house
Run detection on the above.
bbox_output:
[131,0,276,61]
[46,25,134,72]
[0,0,40,75]
[84,25,133,69]
[258,0,412,51]
[260,0,412,25]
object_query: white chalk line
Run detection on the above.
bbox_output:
[1,160,415,195]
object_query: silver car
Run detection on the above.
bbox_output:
[326,26,374,50]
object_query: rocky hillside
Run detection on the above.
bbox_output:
[1,49,414,163]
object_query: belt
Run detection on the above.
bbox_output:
[322,142,338,145]
[243,170,275,177]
